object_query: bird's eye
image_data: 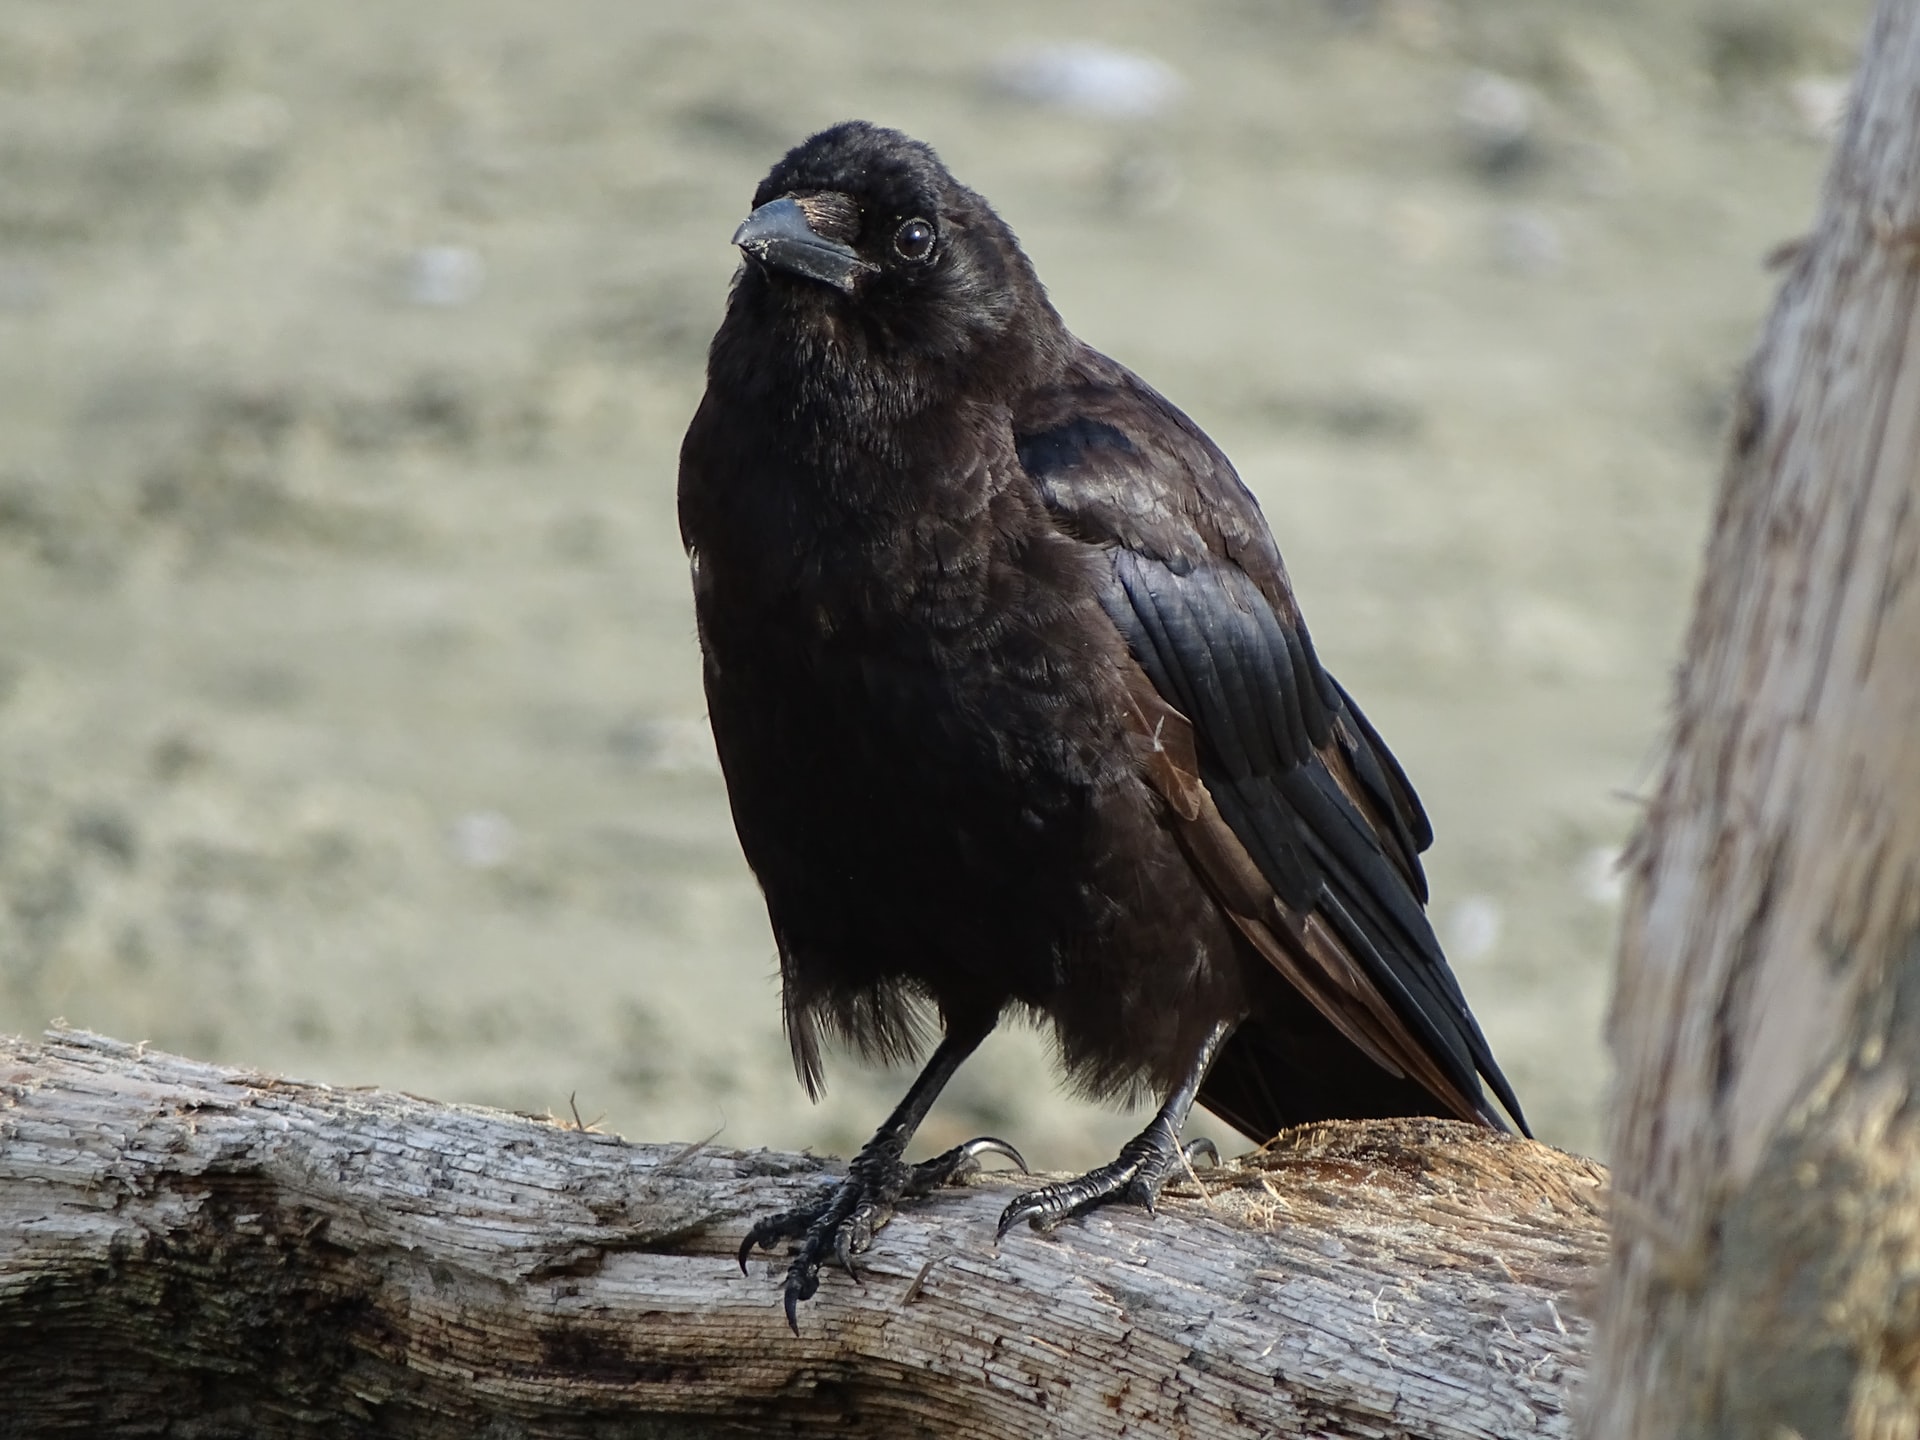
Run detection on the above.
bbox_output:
[893,218,936,261]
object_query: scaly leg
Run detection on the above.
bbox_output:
[997,1020,1231,1237]
[738,1023,1024,1330]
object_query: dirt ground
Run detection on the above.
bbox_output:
[0,0,1868,1165]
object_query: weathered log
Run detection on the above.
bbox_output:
[0,1029,1602,1438]
[1587,3,1920,1435]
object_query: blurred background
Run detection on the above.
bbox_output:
[0,0,1870,1165]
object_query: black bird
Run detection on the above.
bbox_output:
[679,121,1527,1327]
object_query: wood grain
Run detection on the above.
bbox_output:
[1,1029,1603,1438]
[1590,3,1920,1433]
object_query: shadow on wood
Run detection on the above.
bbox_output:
[1,1030,1603,1438]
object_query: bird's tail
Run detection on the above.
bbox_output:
[1196,992,1523,1143]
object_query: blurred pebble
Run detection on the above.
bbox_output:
[987,43,1184,119]
[1446,894,1503,961]
[1705,10,1813,89]
[71,807,139,868]
[150,729,213,782]
[1458,71,1538,176]
[1789,76,1848,141]
[404,245,486,308]
[1578,846,1626,907]
[1492,209,1564,275]
[451,810,517,869]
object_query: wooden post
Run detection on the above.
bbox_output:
[1587,4,1920,1434]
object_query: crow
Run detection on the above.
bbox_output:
[678,121,1527,1328]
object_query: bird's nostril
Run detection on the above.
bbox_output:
[792,191,861,245]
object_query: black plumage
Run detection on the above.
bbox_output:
[678,121,1527,1325]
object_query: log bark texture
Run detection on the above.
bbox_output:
[1588,4,1920,1435]
[0,1029,1603,1439]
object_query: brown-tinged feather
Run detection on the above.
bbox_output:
[1118,664,1489,1125]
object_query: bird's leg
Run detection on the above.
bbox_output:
[998,1020,1232,1238]
[737,1023,1024,1329]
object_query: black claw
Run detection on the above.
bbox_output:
[738,1206,813,1273]
[955,1135,1029,1174]
[904,1134,1029,1197]
[782,1247,824,1333]
[1183,1136,1220,1169]
[997,1125,1214,1239]
[742,1132,1031,1325]
[832,1216,866,1279]
[995,1199,1034,1240]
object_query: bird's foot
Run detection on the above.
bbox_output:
[902,1135,1027,1197]
[997,1129,1218,1237]
[739,1135,1025,1330]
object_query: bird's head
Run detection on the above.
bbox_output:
[724,121,1068,399]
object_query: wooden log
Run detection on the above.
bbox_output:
[1586,2,1920,1435]
[0,1029,1602,1439]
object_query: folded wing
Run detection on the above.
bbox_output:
[1017,349,1528,1135]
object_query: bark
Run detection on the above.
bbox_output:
[1,1029,1602,1439]
[1587,3,1920,1435]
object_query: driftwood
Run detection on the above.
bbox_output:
[0,1029,1603,1438]
[1586,2,1920,1436]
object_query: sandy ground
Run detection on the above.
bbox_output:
[0,0,1868,1165]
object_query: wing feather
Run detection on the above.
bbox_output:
[1021,347,1528,1135]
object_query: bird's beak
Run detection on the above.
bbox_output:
[732,197,874,294]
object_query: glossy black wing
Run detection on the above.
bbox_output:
[1016,346,1527,1134]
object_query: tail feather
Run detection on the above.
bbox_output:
[1198,985,1527,1143]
